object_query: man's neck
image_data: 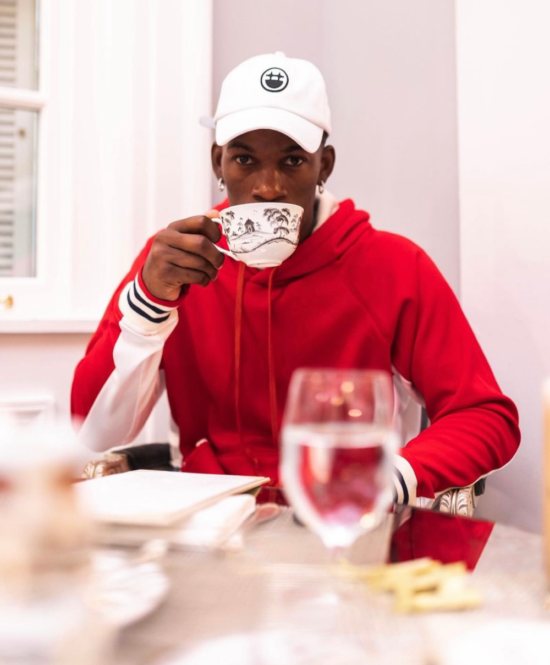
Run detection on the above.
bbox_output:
[312,190,339,231]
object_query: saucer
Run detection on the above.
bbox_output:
[87,551,170,627]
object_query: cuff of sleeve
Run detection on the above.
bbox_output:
[137,270,189,309]
[393,455,418,506]
[118,276,179,334]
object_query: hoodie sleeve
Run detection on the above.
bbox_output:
[390,248,520,503]
[71,238,187,452]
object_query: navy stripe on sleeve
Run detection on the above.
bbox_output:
[395,468,409,505]
[127,291,171,324]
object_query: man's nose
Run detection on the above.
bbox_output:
[251,169,287,202]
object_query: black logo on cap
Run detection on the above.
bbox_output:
[261,68,289,92]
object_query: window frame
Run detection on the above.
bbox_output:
[0,0,214,332]
[0,0,75,324]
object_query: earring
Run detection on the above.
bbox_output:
[218,177,226,192]
[318,181,325,194]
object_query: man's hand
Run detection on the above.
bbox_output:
[142,210,225,301]
[81,453,131,479]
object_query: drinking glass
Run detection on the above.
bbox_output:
[281,369,398,559]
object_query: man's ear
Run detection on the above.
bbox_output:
[319,145,336,185]
[211,143,223,179]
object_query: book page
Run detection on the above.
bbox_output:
[76,470,270,526]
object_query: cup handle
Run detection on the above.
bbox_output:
[211,218,239,261]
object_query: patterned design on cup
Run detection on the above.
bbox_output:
[219,203,303,267]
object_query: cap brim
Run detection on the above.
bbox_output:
[215,108,324,154]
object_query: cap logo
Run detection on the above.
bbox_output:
[261,68,288,93]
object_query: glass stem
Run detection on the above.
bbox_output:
[329,544,349,567]
[327,543,355,601]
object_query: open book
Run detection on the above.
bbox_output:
[76,470,270,526]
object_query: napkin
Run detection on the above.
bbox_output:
[440,619,550,665]
[171,494,256,549]
[78,469,268,526]
[94,494,257,551]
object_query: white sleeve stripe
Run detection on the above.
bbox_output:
[394,468,409,505]
[393,474,404,504]
[119,283,178,335]
[132,283,169,318]
[394,455,418,506]
[127,289,170,323]
[130,279,176,322]
[134,276,175,313]
[77,324,172,452]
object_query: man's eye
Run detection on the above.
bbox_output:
[285,156,304,166]
[235,156,253,165]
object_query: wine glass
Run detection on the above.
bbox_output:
[281,369,398,560]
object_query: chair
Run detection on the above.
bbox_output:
[83,437,485,518]
[432,480,486,517]
[82,443,174,478]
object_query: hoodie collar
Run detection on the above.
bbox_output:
[312,190,340,231]
[215,196,372,285]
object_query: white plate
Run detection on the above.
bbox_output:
[442,619,550,665]
[161,630,371,665]
[86,551,170,627]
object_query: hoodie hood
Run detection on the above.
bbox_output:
[210,196,374,459]
[214,197,372,286]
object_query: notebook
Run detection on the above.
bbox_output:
[76,470,270,526]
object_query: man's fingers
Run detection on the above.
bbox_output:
[162,246,220,281]
[168,215,222,243]
[166,264,214,287]
[163,229,225,270]
[143,211,228,298]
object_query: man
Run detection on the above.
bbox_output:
[72,53,520,507]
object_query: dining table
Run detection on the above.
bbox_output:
[111,495,549,665]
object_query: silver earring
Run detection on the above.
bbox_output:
[318,181,325,194]
[218,177,225,192]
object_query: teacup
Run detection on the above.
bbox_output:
[212,202,304,268]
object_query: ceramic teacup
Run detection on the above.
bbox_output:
[212,202,304,268]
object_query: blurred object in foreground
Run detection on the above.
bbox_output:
[0,414,113,664]
[281,369,397,553]
[441,619,550,665]
[390,504,493,571]
[82,452,131,479]
[544,379,550,587]
[342,557,482,614]
[0,416,89,597]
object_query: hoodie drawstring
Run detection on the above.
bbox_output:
[234,262,246,449]
[267,267,279,446]
[234,263,280,455]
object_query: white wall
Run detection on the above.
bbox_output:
[0,333,90,419]
[213,0,460,291]
[456,1,550,531]
[0,0,213,446]
[66,0,214,319]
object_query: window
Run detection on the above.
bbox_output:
[0,0,213,330]
[0,0,40,279]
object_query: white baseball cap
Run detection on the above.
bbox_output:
[202,52,331,154]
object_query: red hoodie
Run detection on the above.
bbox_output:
[72,198,520,505]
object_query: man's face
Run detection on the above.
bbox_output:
[211,129,335,241]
